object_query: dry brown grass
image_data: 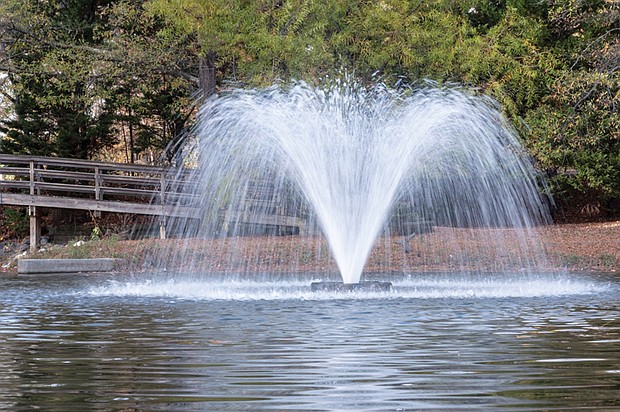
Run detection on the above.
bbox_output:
[7,221,619,274]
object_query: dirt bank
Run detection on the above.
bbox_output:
[2,221,619,275]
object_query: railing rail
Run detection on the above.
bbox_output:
[0,154,200,214]
[0,154,202,250]
[0,154,306,251]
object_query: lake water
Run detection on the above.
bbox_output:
[0,271,619,411]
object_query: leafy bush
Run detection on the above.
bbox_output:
[0,207,29,239]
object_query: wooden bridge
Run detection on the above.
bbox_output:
[0,154,200,252]
[0,154,305,253]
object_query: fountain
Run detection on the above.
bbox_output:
[3,81,618,412]
[162,78,551,287]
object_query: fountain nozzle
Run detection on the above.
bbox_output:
[310,281,393,292]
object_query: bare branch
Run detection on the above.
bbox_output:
[570,28,620,71]
[0,87,15,104]
[162,69,199,85]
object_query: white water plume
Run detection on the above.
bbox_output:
[87,274,604,301]
[165,80,551,284]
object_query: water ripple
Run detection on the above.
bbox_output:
[0,272,618,410]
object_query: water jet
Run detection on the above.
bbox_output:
[162,78,551,284]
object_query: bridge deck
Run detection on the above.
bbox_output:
[0,154,304,252]
[0,154,203,251]
[0,154,200,217]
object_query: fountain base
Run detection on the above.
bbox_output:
[310,281,393,292]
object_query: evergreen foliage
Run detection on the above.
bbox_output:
[0,0,618,215]
[1,0,119,158]
[0,0,195,162]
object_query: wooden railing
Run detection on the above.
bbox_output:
[0,154,200,217]
[0,154,306,251]
[0,154,200,250]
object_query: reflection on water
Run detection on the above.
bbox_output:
[0,272,619,411]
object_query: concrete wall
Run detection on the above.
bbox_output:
[18,258,123,274]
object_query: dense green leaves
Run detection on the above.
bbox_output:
[1,1,118,157]
[0,0,195,161]
[0,0,618,215]
[523,0,619,206]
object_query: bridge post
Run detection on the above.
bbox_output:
[93,166,102,218]
[29,160,35,195]
[159,175,167,239]
[159,215,167,239]
[29,206,41,253]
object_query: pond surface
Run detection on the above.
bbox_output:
[0,272,619,411]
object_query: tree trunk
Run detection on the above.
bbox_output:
[199,51,217,99]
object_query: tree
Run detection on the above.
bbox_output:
[0,0,120,158]
[0,0,197,162]
[145,0,350,90]
[524,0,619,209]
[95,0,197,163]
[1,0,618,215]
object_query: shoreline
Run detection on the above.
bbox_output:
[2,221,618,276]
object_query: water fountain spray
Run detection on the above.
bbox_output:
[167,79,550,286]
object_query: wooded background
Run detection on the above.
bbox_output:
[0,0,618,221]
